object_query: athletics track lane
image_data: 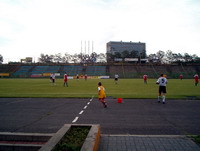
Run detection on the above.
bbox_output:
[0,98,200,135]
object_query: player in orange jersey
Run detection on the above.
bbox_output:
[98,82,107,108]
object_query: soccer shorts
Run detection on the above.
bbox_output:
[159,86,166,94]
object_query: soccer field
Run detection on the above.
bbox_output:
[0,78,199,99]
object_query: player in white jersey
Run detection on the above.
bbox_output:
[114,74,119,84]
[50,73,56,86]
[156,74,168,104]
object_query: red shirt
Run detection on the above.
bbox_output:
[64,74,68,81]
[194,75,199,81]
[143,75,147,80]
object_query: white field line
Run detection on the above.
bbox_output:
[72,116,79,123]
[79,110,84,114]
[90,96,94,102]
[71,96,93,123]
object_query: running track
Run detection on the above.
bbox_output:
[0,98,200,135]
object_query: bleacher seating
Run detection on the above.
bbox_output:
[31,66,60,75]
[62,65,82,76]
[13,66,33,77]
[0,64,199,78]
[86,66,106,76]
[0,64,19,73]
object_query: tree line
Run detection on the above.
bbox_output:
[38,52,106,64]
[0,50,200,64]
[107,50,200,64]
[148,50,200,64]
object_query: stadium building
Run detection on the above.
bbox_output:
[106,41,146,55]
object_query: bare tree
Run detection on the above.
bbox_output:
[62,53,71,63]
[165,50,174,63]
[39,54,53,63]
[97,53,106,62]
[53,53,62,63]
[0,54,3,64]
[156,50,165,63]
[148,53,158,63]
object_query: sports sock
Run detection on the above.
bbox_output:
[162,96,166,103]
[158,96,160,102]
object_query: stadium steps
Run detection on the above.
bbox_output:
[58,65,64,73]
[82,65,87,75]
[195,66,200,74]
[9,65,21,74]
[0,132,53,151]
[29,66,36,73]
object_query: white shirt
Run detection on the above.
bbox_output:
[115,74,119,78]
[156,77,167,86]
[194,74,199,78]
[51,74,56,79]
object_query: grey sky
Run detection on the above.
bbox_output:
[0,0,200,63]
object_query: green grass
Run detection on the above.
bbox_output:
[0,78,200,99]
[53,126,91,151]
[189,135,200,144]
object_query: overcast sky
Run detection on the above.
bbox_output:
[0,0,200,63]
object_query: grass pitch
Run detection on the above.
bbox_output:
[0,78,199,99]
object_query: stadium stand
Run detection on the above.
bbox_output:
[61,65,82,76]
[109,65,155,78]
[31,66,60,74]
[13,66,33,77]
[0,64,19,73]
[108,64,200,78]
[182,65,197,78]
[30,65,60,77]
[85,66,106,76]
[109,65,125,78]
[0,64,199,78]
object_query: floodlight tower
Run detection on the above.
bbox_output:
[88,41,90,55]
[85,41,86,54]
[81,41,83,61]
[81,41,82,54]
[92,41,94,54]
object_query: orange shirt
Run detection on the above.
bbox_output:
[98,86,106,98]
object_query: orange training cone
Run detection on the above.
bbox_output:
[117,98,122,103]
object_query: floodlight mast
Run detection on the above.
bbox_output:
[85,41,86,55]
[88,41,90,55]
[81,41,82,54]
[81,40,83,54]
[92,41,93,54]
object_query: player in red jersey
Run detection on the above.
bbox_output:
[194,74,199,86]
[143,74,148,84]
[179,74,183,80]
[84,74,87,81]
[64,72,68,87]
